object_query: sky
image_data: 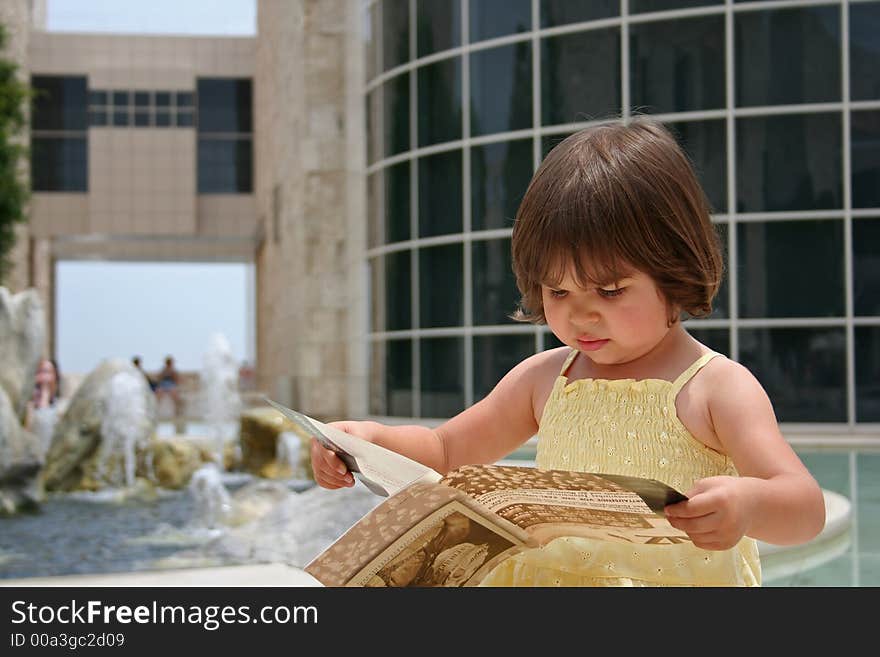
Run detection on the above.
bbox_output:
[46,0,256,36]
[48,0,257,375]
[56,261,254,375]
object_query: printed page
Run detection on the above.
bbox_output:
[305,483,534,587]
[266,398,442,496]
[441,464,691,546]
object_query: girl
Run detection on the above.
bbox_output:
[311,118,825,586]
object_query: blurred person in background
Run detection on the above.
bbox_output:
[154,355,182,417]
[132,355,157,391]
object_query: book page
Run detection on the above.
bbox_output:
[441,464,691,546]
[305,483,534,587]
[265,398,442,496]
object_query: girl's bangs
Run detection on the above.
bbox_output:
[533,209,633,289]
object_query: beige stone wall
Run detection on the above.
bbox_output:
[255,0,366,420]
[28,32,257,245]
[29,33,254,80]
[23,32,258,350]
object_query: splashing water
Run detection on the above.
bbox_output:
[276,431,308,479]
[98,370,150,488]
[188,464,233,529]
[200,333,242,467]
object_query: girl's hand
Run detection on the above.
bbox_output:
[309,420,381,490]
[664,476,755,550]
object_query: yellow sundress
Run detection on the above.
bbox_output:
[478,348,762,586]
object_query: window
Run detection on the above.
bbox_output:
[88,87,196,129]
[30,136,87,192]
[197,138,252,193]
[197,78,253,193]
[30,75,88,192]
[363,1,878,426]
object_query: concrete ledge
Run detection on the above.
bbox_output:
[0,563,323,587]
[759,489,852,583]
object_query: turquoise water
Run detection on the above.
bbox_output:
[765,448,880,587]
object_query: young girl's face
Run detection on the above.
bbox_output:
[541,265,673,366]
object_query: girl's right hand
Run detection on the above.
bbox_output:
[309,420,381,490]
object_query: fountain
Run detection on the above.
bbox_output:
[276,431,311,480]
[40,358,158,494]
[199,333,242,468]
[187,464,233,529]
[98,370,152,488]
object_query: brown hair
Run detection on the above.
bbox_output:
[510,117,723,325]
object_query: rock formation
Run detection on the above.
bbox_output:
[0,287,45,515]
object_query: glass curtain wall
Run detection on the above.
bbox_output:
[364,0,880,431]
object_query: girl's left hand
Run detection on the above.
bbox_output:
[664,476,754,550]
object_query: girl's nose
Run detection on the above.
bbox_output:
[569,302,600,324]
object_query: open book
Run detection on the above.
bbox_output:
[267,398,689,587]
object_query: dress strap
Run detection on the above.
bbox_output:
[671,351,722,395]
[560,348,579,377]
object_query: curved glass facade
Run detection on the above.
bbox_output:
[364,0,880,428]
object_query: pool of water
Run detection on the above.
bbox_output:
[0,445,875,586]
[763,448,880,587]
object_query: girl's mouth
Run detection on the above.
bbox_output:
[577,338,610,351]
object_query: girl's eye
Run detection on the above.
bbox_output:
[548,289,567,299]
[598,287,624,298]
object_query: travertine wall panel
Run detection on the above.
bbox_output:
[255,0,366,419]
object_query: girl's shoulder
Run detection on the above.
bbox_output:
[518,346,572,378]
[493,346,570,400]
[698,352,756,386]
[693,353,773,415]
[513,346,572,400]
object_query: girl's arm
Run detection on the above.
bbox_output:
[311,349,560,489]
[665,359,825,548]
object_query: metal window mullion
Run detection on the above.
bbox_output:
[541,16,625,39]
[734,101,843,117]
[410,3,420,417]
[842,0,856,428]
[366,232,476,257]
[409,0,417,62]
[621,0,630,120]
[733,0,844,15]
[531,0,542,354]
[462,0,474,408]
[735,317,848,328]
[531,0,541,169]
[735,210,845,222]
[726,0,739,362]
[851,99,880,111]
